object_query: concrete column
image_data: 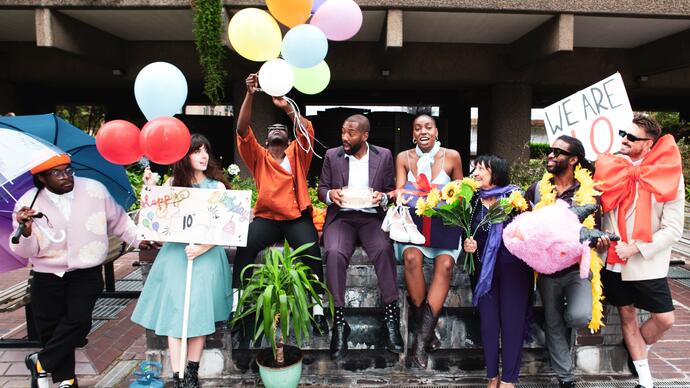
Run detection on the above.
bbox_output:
[231,80,283,176]
[444,97,472,175]
[487,84,532,162]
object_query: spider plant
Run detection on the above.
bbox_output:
[231,241,333,364]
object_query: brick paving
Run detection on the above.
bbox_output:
[1,253,689,386]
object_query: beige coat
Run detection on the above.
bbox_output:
[602,177,685,281]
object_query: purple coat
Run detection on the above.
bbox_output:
[317,145,395,230]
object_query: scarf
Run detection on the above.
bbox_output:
[415,141,440,181]
[594,135,681,263]
[472,184,520,306]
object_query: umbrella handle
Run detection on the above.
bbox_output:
[10,222,26,244]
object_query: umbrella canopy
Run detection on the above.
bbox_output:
[0,129,65,272]
[0,114,136,209]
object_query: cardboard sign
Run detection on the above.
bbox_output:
[137,185,251,246]
[543,72,633,160]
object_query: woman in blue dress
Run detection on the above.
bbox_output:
[132,134,233,388]
[393,114,463,368]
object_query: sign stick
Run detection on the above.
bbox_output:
[178,243,195,379]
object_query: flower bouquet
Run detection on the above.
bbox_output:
[415,177,528,274]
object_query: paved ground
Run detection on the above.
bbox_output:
[0,253,689,387]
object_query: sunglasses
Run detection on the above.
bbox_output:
[548,147,574,157]
[43,167,75,178]
[619,130,651,142]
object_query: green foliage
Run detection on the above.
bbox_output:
[126,166,144,212]
[55,105,106,136]
[230,175,258,206]
[510,157,546,190]
[677,139,690,201]
[308,179,327,209]
[192,0,227,104]
[648,111,689,140]
[529,142,550,159]
[232,242,333,363]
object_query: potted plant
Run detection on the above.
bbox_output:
[232,241,333,388]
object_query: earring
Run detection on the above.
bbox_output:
[412,138,417,144]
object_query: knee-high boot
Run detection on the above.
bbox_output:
[411,300,439,368]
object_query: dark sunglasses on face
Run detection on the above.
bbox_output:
[619,130,651,142]
[548,147,573,157]
[44,167,75,178]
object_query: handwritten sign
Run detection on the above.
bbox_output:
[137,185,252,246]
[543,72,633,160]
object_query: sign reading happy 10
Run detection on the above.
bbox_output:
[543,72,633,160]
[137,185,252,247]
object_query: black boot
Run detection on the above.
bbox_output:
[382,302,404,354]
[330,307,350,360]
[409,298,441,352]
[183,361,200,388]
[172,372,183,388]
[411,301,438,368]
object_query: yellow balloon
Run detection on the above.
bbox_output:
[228,8,282,62]
[266,0,312,28]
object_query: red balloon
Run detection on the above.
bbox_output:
[95,120,143,165]
[140,117,191,165]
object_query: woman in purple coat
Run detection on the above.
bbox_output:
[463,155,533,388]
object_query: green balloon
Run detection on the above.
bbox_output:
[292,61,330,95]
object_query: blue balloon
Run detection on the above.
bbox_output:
[311,0,328,13]
[281,24,328,69]
[134,62,188,121]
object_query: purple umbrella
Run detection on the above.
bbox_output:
[0,129,64,272]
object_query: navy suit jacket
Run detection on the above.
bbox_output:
[317,144,395,230]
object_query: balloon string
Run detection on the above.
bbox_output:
[282,96,323,160]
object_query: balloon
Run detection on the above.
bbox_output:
[266,0,312,28]
[281,24,328,69]
[311,0,328,13]
[228,8,282,62]
[134,62,188,121]
[310,0,362,41]
[140,117,191,165]
[258,59,295,97]
[95,120,143,165]
[292,61,331,95]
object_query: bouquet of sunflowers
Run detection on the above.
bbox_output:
[415,177,528,274]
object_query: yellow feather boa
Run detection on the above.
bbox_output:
[535,166,605,332]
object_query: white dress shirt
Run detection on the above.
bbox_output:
[327,143,383,213]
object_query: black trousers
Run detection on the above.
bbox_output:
[233,211,324,293]
[30,266,103,382]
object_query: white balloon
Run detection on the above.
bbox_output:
[134,62,188,120]
[258,59,295,97]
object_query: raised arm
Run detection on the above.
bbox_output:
[236,73,258,138]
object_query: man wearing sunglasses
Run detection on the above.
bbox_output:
[595,115,684,388]
[525,136,607,388]
[12,154,158,388]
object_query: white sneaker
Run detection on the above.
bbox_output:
[381,206,396,232]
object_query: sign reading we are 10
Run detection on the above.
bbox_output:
[137,185,252,247]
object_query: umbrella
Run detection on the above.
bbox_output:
[0,129,65,272]
[0,114,136,209]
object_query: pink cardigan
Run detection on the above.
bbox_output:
[10,177,140,274]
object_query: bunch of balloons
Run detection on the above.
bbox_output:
[96,62,191,165]
[228,0,362,96]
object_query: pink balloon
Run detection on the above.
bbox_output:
[95,120,143,165]
[310,0,362,41]
[140,117,191,165]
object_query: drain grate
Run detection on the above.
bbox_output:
[668,266,690,279]
[89,268,143,333]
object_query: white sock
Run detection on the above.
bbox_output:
[231,289,239,312]
[313,300,324,316]
[633,359,654,388]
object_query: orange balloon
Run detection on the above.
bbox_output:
[266,0,312,28]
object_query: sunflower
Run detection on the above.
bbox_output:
[426,187,441,208]
[508,190,528,212]
[441,181,461,203]
[415,197,431,216]
[461,177,481,192]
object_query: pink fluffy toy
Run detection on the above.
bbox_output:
[502,200,618,278]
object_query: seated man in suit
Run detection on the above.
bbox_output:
[318,114,403,359]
